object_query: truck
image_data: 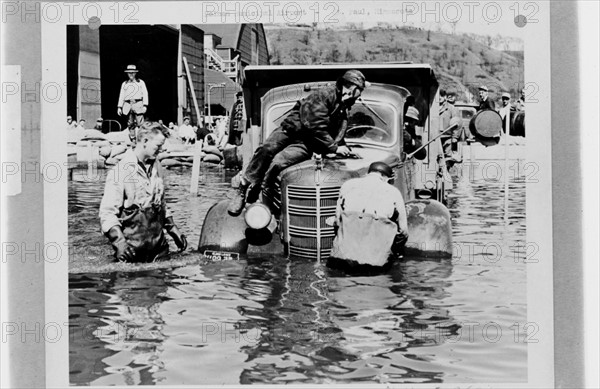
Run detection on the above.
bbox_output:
[198,64,453,261]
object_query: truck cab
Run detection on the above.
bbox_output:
[199,64,453,260]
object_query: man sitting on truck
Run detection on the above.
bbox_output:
[330,162,409,268]
[228,70,367,216]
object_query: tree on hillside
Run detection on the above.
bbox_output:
[300,32,311,45]
[326,44,342,62]
[358,30,367,42]
[344,48,355,62]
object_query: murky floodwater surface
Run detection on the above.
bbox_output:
[69,153,527,385]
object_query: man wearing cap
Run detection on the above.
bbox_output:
[477,85,495,111]
[228,91,245,145]
[178,116,196,144]
[439,89,460,158]
[117,65,149,143]
[330,161,409,267]
[498,92,516,125]
[404,107,427,160]
[66,115,77,130]
[514,88,526,111]
[228,69,367,216]
[94,117,105,132]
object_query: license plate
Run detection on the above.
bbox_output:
[203,250,240,262]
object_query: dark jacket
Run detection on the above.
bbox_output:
[280,85,348,154]
[478,97,496,111]
[403,124,427,160]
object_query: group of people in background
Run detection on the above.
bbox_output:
[168,115,229,148]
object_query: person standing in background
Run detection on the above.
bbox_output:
[477,85,495,111]
[117,65,149,143]
[228,91,245,145]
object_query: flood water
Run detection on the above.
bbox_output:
[69,152,528,385]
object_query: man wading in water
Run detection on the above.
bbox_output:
[99,122,187,262]
[228,70,367,216]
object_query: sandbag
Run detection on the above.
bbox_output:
[203,145,223,159]
[110,145,128,158]
[160,158,182,167]
[81,129,107,141]
[203,154,222,164]
[99,145,112,158]
[469,110,502,146]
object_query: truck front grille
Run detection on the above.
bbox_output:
[285,185,340,260]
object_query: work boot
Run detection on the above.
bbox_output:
[228,180,250,216]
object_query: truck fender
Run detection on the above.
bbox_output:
[198,200,249,254]
[198,200,284,256]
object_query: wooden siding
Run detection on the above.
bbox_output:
[237,24,269,66]
[181,25,205,123]
[78,26,102,124]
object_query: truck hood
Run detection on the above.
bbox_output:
[280,149,401,186]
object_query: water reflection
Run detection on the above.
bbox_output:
[70,272,169,386]
[236,256,455,384]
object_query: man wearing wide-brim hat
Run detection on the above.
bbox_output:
[117,64,149,142]
[477,85,495,111]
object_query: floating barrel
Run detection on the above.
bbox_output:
[511,111,525,137]
[405,199,452,258]
[469,109,502,146]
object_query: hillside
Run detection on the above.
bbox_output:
[265,26,524,102]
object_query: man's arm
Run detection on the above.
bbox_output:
[99,165,124,233]
[140,80,149,106]
[117,82,125,108]
[391,188,408,234]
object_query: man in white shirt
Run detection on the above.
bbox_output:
[331,162,409,267]
[498,92,516,131]
[117,64,149,143]
[178,116,196,144]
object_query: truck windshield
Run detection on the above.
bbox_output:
[265,100,397,147]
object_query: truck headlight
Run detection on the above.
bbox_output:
[244,203,272,229]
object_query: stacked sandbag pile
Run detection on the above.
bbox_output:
[157,152,195,168]
[201,145,223,164]
[69,129,131,167]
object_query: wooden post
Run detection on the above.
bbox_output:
[189,140,203,195]
[183,56,204,194]
[503,112,510,223]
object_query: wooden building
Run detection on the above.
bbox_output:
[66,24,269,128]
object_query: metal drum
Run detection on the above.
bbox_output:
[469,109,502,146]
[511,111,525,137]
